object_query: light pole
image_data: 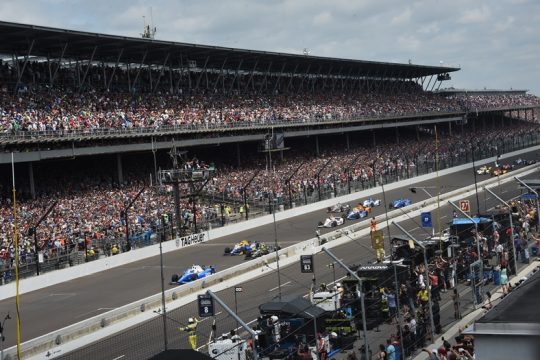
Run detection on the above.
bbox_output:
[391,222,436,340]
[470,143,481,213]
[1,313,10,360]
[483,187,518,276]
[392,263,404,356]
[234,285,242,331]
[373,157,391,257]
[515,176,540,228]
[159,215,168,351]
[327,262,337,310]
[270,192,282,300]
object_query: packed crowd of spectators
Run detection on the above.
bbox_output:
[0,61,538,135]
[209,122,539,204]
[447,93,540,111]
[0,121,538,275]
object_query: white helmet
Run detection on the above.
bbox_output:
[271,315,279,323]
[188,317,194,324]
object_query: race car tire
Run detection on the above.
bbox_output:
[224,247,231,254]
[318,221,323,227]
[331,221,337,227]
[191,274,197,281]
[171,274,179,283]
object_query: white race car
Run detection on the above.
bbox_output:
[326,203,351,213]
[362,198,381,207]
[317,216,345,228]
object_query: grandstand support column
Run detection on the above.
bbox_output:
[448,121,452,136]
[101,61,107,89]
[152,53,170,94]
[31,201,58,276]
[236,143,241,168]
[285,162,305,208]
[317,158,332,201]
[242,170,261,221]
[14,39,35,92]
[79,45,97,91]
[315,136,320,156]
[195,56,209,90]
[372,130,376,147]
[245,60,259,91]
[395,126,400,144]
[415,125,420,141]
[131,50,148,92]
[346,133,350,150]
[483,117,486,132]
[107,48,124,90]
[50,42,68,86]
[28,162,35,199]
[116,153,124,184]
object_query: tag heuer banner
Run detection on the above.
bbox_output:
[371,230,384,249]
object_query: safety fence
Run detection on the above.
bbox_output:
[2,130,539,287]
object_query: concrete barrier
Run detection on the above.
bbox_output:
[11,163,539,360]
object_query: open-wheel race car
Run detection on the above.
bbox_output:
[244,242,280,260]
[318,215,345,228]
[476,166,492,175]
[224,240,256,256]
[389,198,412,209]
[514,158,537,166]
[326,202,351,213]
[171,264,216,284]
[346,204,371,220]
[362,198,381,208]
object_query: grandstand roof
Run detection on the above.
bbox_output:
[0,20,459,79]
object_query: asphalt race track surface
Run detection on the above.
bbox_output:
[0,150,538,358]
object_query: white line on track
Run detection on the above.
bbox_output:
[74,308,115,319]
[112,355,125,360]
[48,293,76,297]
[268,281,292,292]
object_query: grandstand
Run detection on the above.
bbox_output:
[0,21,539,281]
[0,20,540,360]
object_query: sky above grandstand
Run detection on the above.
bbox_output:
[1,0,539,94]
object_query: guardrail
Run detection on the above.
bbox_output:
[9,162,539,360]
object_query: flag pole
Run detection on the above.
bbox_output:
[11,153,22,359]
[434,125,442,241]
